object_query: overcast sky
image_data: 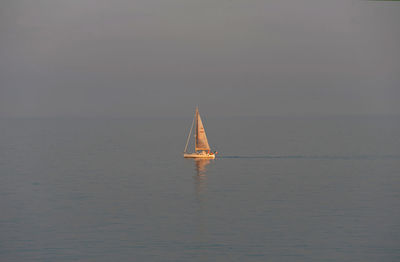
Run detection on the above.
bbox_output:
[0,0,399,117]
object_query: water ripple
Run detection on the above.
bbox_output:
[218,154,400,160]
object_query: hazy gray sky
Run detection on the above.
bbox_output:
[1,0,399,117]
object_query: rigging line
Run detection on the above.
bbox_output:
[184,113,195,153]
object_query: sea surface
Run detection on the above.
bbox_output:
[1,116,399,262]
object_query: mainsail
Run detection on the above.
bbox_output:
[195,108,210,151]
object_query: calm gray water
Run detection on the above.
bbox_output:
[1,116,399,261]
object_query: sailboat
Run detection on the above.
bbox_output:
[183,107,217,159]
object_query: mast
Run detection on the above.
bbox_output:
[195,106,198,151]
[195,106,211,152]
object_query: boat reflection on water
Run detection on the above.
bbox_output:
[194,159,211,195]
[193,159,212,253]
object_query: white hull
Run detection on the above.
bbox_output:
[184,152,216,159]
